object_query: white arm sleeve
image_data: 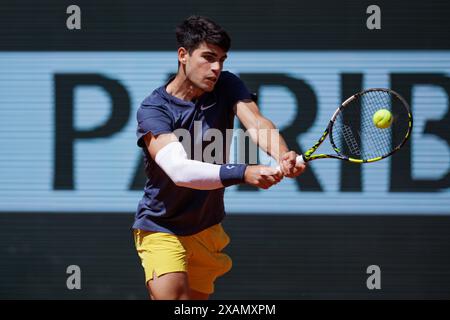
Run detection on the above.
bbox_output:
[154,141,224,190]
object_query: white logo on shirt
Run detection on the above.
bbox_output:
[200,102,216,111]
[226,165,235,169]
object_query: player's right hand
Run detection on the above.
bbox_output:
[244,165,283,189]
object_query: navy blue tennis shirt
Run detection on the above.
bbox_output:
[133,71,252,235]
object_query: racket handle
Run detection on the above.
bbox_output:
[296,155,305,165]
[275,155,305,172]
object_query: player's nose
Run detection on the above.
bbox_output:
[211,62,221,73]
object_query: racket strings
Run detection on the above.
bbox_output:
[359,91,393,158]
[341,124,361,156]
[332,90,405,160]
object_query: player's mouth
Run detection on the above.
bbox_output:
[205,76,217,84]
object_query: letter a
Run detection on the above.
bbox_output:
[66,265,81,289]
[366,265,381,290]
[66,5,81,30]
[366,5,381,30]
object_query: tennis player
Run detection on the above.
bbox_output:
[133,15,306,300]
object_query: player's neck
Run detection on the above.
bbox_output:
[166,74,204,102]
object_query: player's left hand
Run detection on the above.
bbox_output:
[279,151,306,178]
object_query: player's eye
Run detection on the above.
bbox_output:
[204,55,216,63]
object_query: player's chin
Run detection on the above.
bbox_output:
[202,86,215,92]
[201,79,216,91]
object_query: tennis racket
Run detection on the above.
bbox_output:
[276,88,413,170]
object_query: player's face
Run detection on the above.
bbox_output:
[183,42,227,92]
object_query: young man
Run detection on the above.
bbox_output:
[133,16,306,300]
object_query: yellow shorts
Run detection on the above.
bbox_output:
[133,223,232,294]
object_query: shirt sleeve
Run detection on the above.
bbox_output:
[136,104,174,148]
[221,71,252,106]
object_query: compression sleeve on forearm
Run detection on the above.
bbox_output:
[154,141,247,190]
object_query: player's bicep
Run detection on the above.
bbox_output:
[234,100,263,129]
[234,100,276,134]
[143,132,179,160]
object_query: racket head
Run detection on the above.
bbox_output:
[327,88,413,163]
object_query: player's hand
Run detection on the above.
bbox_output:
[279,151,307,178]
[244,165,283,189]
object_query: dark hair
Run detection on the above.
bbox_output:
[176,16,231,53]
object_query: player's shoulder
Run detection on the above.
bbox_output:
[215,71,245,92]
[140,86,167,107]
[218,70,241,83]
[140,85,176,111]
[137,87,173,120]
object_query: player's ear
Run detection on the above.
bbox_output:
[178,47,188,65]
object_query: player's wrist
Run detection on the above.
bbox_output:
[219,164,247,187]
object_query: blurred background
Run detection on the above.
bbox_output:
[0,0,449,299]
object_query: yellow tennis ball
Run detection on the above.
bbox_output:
[373,109,393,129]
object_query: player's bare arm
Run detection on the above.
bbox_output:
[234,99,306,178]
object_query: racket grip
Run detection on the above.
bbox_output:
[275,155,305,172]
[296,155,305,165]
